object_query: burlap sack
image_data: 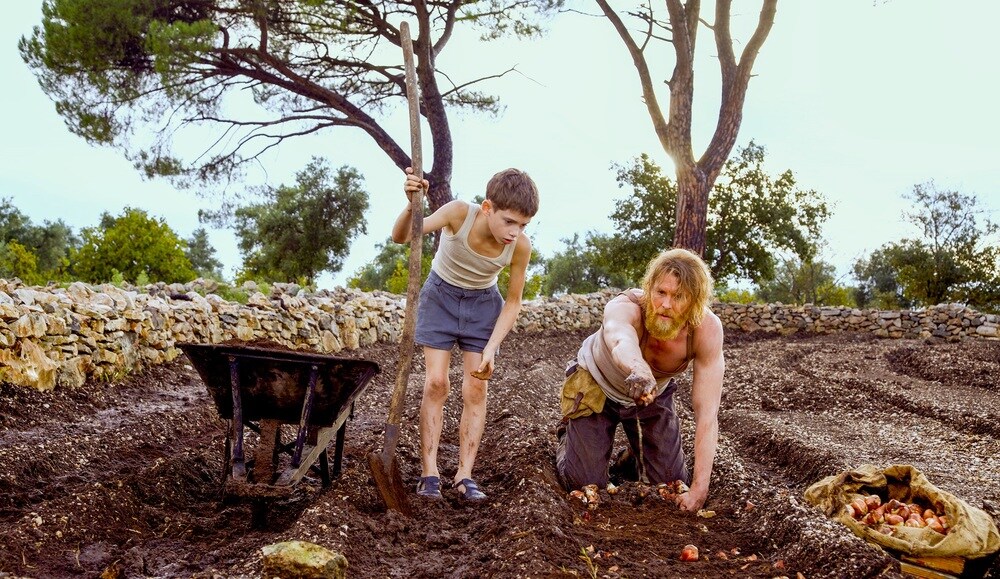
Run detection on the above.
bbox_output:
[804,464,1000,558]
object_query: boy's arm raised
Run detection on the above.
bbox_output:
[391,169,466,243]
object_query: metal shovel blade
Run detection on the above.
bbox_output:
[367,422,410,515]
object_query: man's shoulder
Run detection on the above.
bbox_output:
[610,288,642,304]
[692,309,724,346]
[604,291,643,326]
[607,289,642,310]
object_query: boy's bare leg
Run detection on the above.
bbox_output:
[419,347,452,478]
[455,350,489,485]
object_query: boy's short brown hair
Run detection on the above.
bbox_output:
[486,168,539,217]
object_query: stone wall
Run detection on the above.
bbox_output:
[713,301,999,340]
[0,279,996,391]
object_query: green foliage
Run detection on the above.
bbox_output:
[541,233,630,295]
[0,197,79,281]
[714,285,757,305]
[545,142,831,295]
[185,227,223,279]
[756,255,856,307]
[211,285,251,304]
[71,207,196,283]
[852,244,917,309]
[227,274,273,299]
[349,237,434,292]
[498,246,544,301]
[608,143,831,286]
[852,182,999,311]
[385,252,434,295]
[0,241,43,285]
[0,199,34,243]
[219,158,369,285]
[20,0,561,193]
[27,219,78,277]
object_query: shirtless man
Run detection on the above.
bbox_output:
[555,248,725,511]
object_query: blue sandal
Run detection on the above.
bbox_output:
[454,478,487,501]
[416,476,443,499]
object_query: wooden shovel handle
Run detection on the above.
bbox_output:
[385,21,423,428]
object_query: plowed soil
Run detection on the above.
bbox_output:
[1,328,998,578]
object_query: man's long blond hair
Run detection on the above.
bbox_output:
[640,248,714,328]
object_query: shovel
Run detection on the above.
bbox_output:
[367,21,423,516]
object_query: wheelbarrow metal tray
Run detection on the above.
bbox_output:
[179,342,379,427]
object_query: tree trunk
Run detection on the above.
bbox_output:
[673,165,710,255]
[414,14,454,214]
[599,0,777,260]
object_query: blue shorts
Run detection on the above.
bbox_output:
[415,270,504,353]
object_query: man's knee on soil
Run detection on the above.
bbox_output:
[557,430,611,490]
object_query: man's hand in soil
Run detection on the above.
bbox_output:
[676,487,708,512]
[624,369,656,406]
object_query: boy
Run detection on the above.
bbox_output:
[391,167,539,501]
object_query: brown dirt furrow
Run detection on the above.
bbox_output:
[0,329,997,578]
[0,365,219,517]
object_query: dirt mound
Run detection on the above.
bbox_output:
[0,329,998,578]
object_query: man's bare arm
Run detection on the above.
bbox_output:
[677,311,725,512]
[602,294,656,401]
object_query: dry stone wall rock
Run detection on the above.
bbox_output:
[0,279,996,390]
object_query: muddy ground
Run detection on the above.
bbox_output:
[0,328,998,579]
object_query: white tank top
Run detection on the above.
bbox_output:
[431,203,516,289]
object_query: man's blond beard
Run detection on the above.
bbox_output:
[644,299,689,341]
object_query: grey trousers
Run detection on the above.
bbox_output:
[556,377,689,490]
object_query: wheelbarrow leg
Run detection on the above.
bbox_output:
[319,447,331,486]
[228,356,247,481]
[331,420,347,481]
[291,364,320,468]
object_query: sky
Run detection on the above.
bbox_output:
[2,1,998,289]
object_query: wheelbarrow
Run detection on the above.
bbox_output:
[180,342,380,498]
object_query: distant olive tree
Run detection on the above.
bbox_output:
[185,228,223,280]
[595,0,778,254]
[0,197,78,280]
[212,158,369,285]
[72,208,196,283]
[853,182,1000,311]
[606,142,830,287]
[541,233,629,295]
[756,255,855,307]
